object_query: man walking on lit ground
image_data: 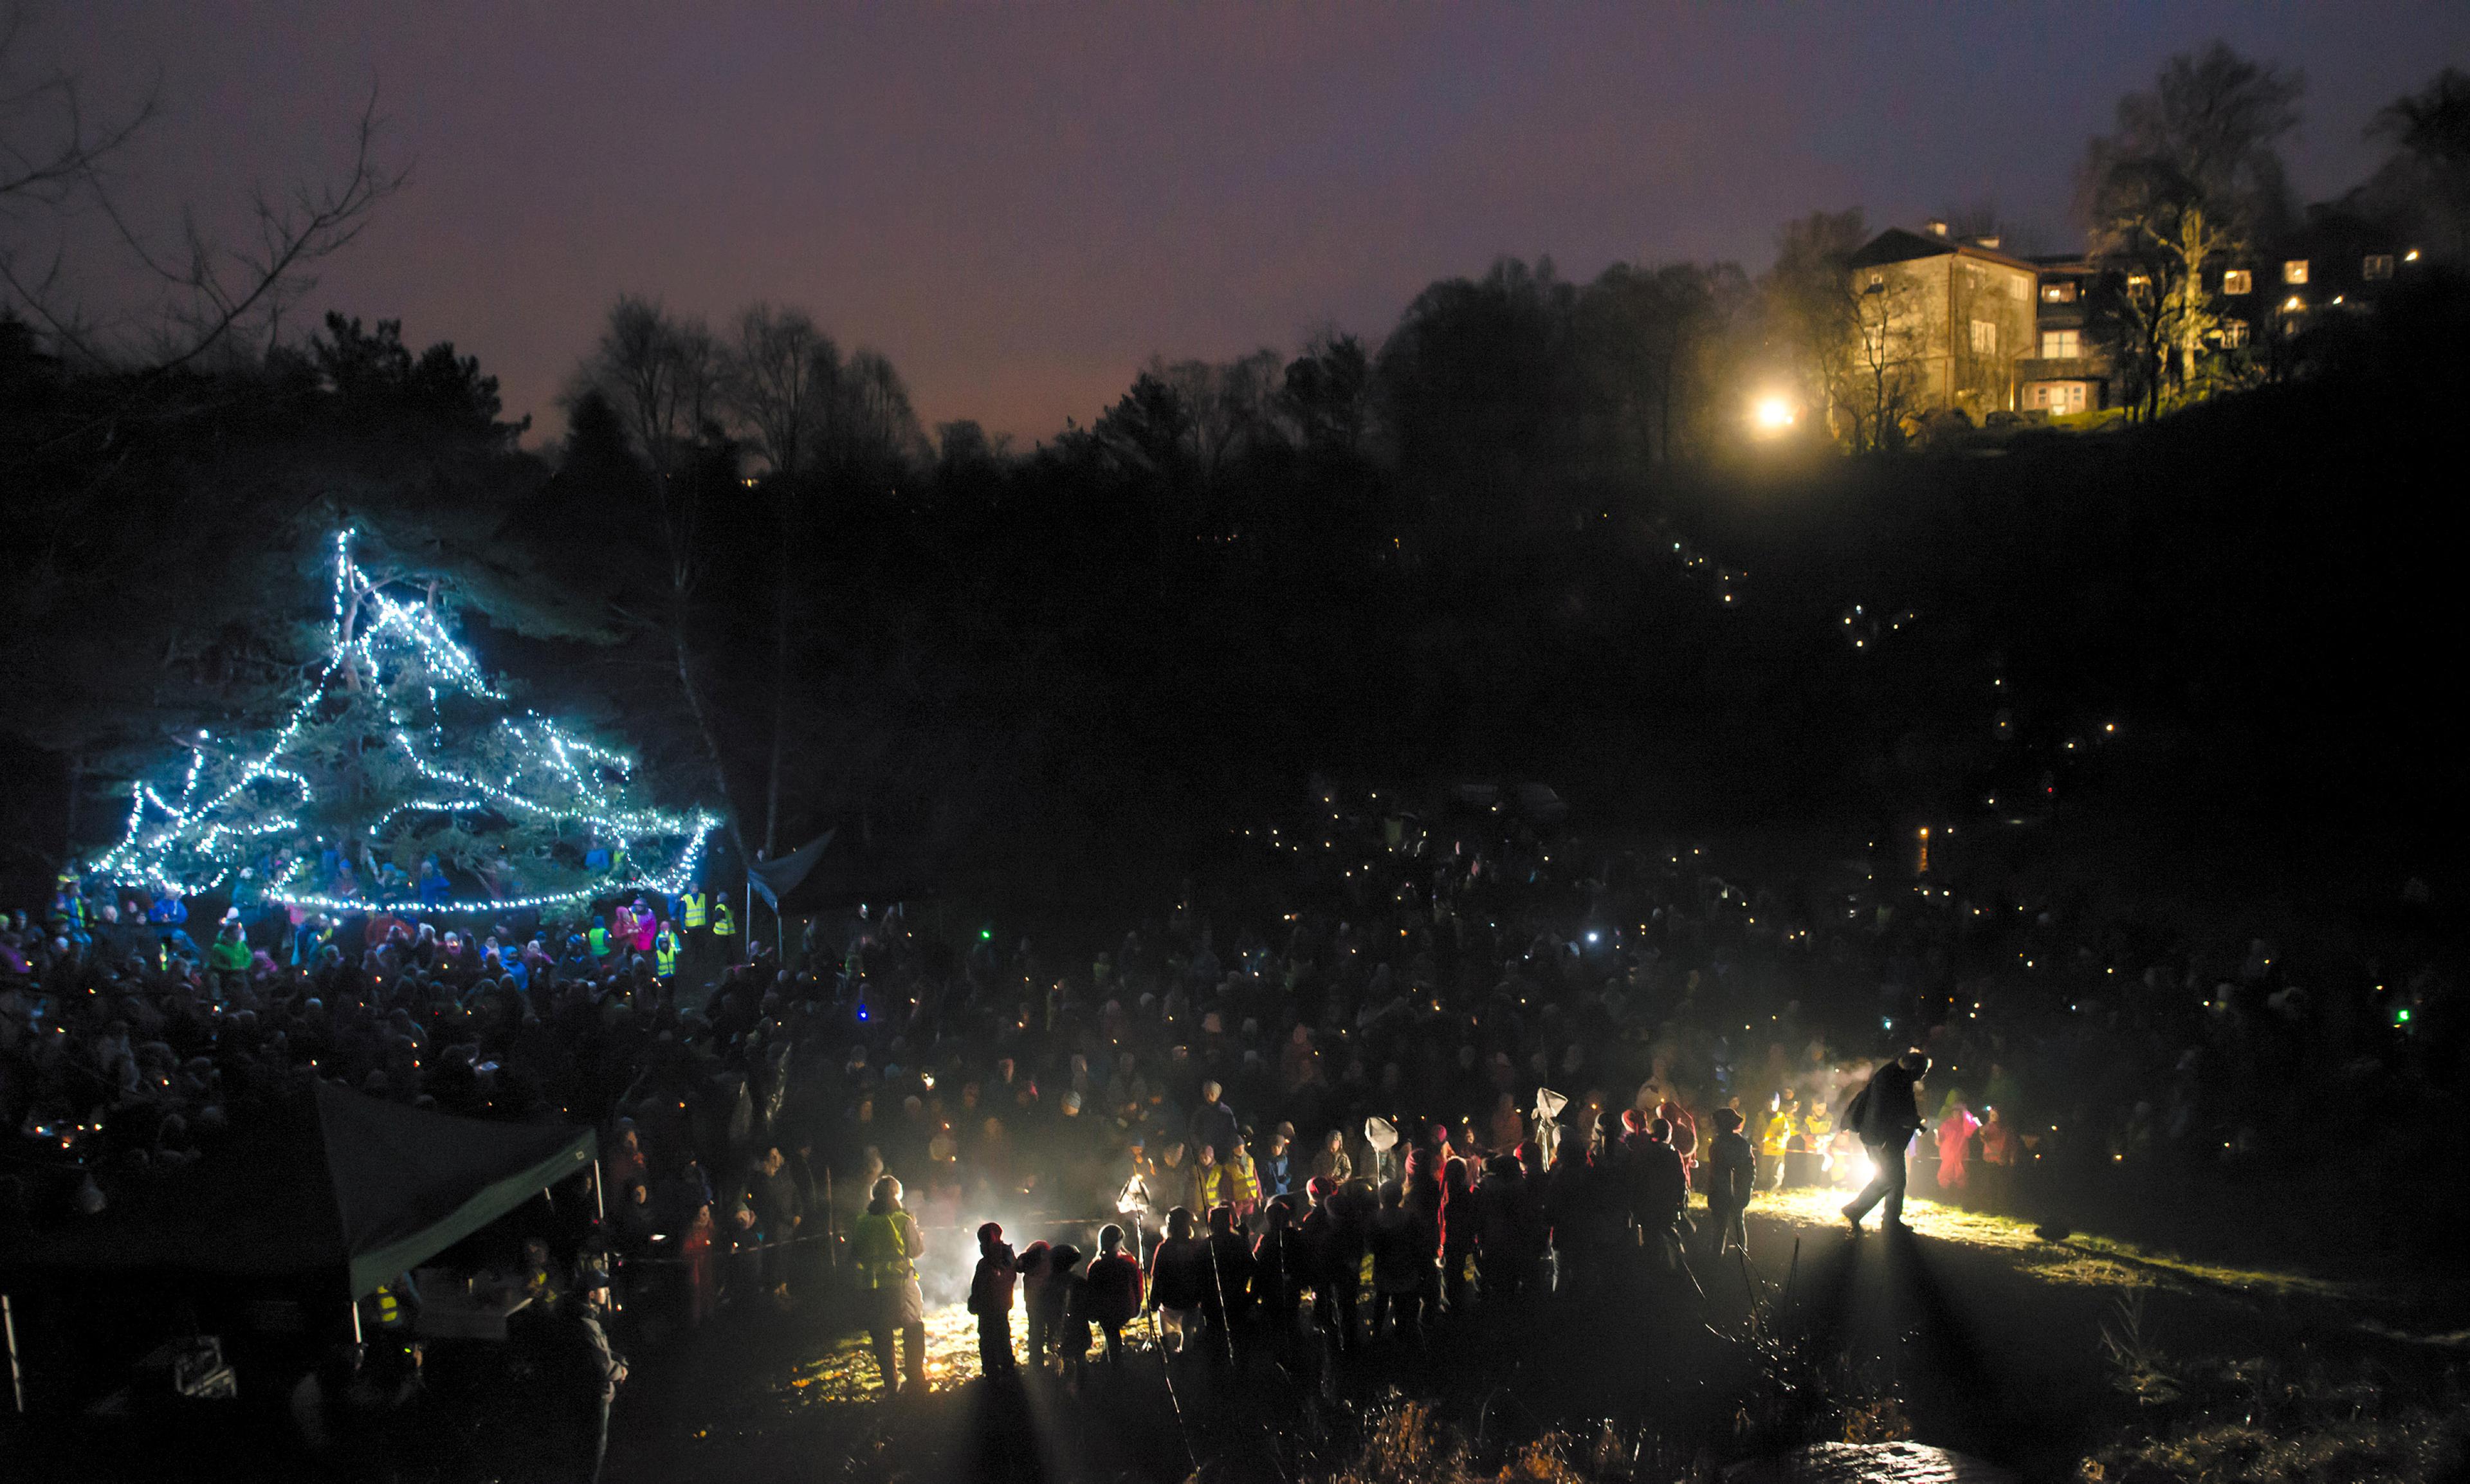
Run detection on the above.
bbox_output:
[1842,1050,1930,1233]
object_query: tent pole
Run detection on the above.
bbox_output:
[349,1298,363,1347]
[4,1291,24,1413]
[592,1159,606,1223]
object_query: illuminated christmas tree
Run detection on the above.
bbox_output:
[93,529,714,913]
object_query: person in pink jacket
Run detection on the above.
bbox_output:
[1936,1095,1982,1192]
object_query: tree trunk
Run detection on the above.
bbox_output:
[764,545,789,859]
[64,752,83,859]
[672,619,748,869]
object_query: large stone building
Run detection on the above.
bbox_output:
[1844,223,2040,421]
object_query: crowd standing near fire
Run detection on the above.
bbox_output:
[1,783,2458,1415]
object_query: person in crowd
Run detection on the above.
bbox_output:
[681,1200,718,1328]
[1298,1177,1348,1350]
[1186,1140,1227,1215]
[1656,1091,1699,1182]
[1843,1051,1930,1233]
[1045,1244,1088,1375]
[1081,1223,1144,1370]
[1632,1117,1692,1283]
[1547,1112,1622,1300]
[1472,1151,1526,1306]
[1202,1202,1256,1345]
[606,1122,648,1200]
[1261,1126,1297,1199]
[852,1175,927,1395]
[1704,1107,1756,1260]
[1438,1154,1477,1314]
[1189,1078,1240,1161]
[968,1221,1018,1377]
[1760,1094,1796,1184]
[1145,1207,1209,1355]
[1225,1132,1264,1222]
[1018,1241,1058,1373]
[561,1278,627,1484]
[1937,1093,1982,1195]
[1252,1195,1304,1344]
[1977,1105,2016,1209]
[1368,1178,1436,1345]
[754,1144,803,1297]
[1312,1128,1353,1186]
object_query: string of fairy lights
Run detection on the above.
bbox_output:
[93,528,715,914]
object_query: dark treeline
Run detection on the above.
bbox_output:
[5,53,2468,913]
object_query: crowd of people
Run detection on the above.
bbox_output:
[2,783,2460,1411]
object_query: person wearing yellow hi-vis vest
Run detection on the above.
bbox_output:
[851,1177,927,1394]
[709,899,736,962]
[675,888,708,934]
[361,1272,418,1337]
[654,927,680,980]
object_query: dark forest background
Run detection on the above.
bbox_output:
[4,53,2467,925]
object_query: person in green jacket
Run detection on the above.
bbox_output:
[206,920,253,994]
[851,1177,927,1395]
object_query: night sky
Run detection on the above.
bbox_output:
[33,3,2470,444]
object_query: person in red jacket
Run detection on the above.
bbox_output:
[1080,1223,1144,1369]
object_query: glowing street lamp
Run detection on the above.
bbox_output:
[1752,394,1797,435]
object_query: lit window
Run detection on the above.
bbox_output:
[2218,320,2249,349]
[2040,280,2078,303]
[2221,269,2251,296]
[2362,254,2393,281]
[2040,329,2080,359]
[2282,259,2309,285]
[1970,319,1997,355]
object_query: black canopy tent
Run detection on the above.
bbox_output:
[0,1083,596,1302]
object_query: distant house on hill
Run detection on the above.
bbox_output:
[2023,212,2412,416]
[2018,253,2110,414]
[1845,223,2040,423]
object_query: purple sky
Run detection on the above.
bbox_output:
[33,3,2470,445]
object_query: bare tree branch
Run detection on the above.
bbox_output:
[0,3,158,208]
[139,91,408,371]
[0,10,405,374]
